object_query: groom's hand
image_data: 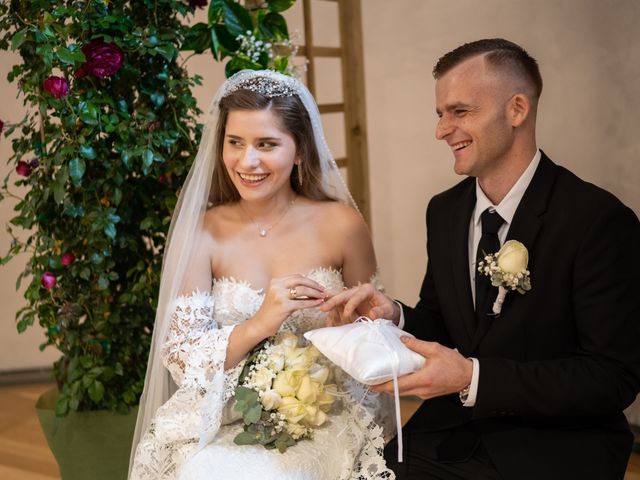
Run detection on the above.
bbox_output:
[372,337,473,400]
[319,283,400,323]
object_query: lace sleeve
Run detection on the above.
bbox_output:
[131,292,238,479]
[160,291,218,386]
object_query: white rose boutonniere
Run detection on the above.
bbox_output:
[477,239,532,315]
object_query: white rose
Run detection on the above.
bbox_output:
[260,389,282,410]
[278,396,307,424]
[278,331,299,349]
[267,345,286,372]
[496,240,529,274]
[285,422,308,439]
[316,388,336,411]
[284,347,314,371]
[303,405,327,427]
[273,370,302,397]
[250,367,273,391]
[309,363,330,384]
[295,375,320,404]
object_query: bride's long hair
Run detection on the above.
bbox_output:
[210,89,335,206]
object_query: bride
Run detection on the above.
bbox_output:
[129,70,395,479]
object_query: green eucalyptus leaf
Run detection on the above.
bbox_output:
[234,431,258,446]
[244,402,262,424]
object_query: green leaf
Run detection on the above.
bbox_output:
[208,0,225,24]
[212,24,239,53]
[54,166,69,204]
[69,158,86,185]
[104,222,117,239]
[267,0,295,13]
[222,0,253,39]
[142,149,154,169]
[80,267,91,280]
[262,12,288,40]
[182,23,212,53]
[155,44,176,61]
[98,274,109,290]
[79,144,97,160]
[234,431,259,446]
[244,402,262,424]
[150,92,165,107]
[55,397,69,417]
[56,46,85,65]
[79,102,99,125]
[88,380,105,403]
[11,28,28,50]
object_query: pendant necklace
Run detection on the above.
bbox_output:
[241,196,297,237]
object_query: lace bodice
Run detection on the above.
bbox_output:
[131,268,395,480]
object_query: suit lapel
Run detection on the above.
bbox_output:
[469,153,557,352]
[450,180,476,351]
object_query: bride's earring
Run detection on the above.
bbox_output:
[297,163,303,187]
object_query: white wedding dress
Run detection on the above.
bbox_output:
[131,268,396,480]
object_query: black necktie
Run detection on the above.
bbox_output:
[475,208,504,320]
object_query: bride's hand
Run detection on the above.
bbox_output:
[256,274,327,336]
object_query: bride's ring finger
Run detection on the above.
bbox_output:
[289,287,298,299]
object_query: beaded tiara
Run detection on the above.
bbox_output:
[221,69,298,99]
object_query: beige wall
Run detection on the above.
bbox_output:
[1,0,639,370]
[363,0,640,304]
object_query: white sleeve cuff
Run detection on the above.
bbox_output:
[394,301,405,330]
[463,357,480,407]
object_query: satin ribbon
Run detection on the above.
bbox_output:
[354,316,405,463]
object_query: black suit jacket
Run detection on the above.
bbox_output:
[402,153,640,479]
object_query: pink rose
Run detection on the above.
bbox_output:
[41,272,57,289]
[76,40,124,78]
[43,75,69,99]
[61,252,75,266]
[16,160,32,177]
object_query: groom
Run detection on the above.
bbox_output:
[322,38,640,479]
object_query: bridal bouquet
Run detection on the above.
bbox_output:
[233,331,337,453]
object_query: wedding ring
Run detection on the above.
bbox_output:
[289,287,298,299]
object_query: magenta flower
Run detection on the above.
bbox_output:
[41,272,57,289]
[29,158,40,168]
[76,40,124,78]
[43,75,69,99]
[16,160,32,177]
[61,252,76,266]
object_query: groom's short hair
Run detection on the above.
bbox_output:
[433,38,543,99]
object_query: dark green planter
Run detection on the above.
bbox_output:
[36,387,138,480]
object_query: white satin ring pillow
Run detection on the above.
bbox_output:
[304,318,425,385]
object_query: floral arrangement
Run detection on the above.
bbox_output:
[0,0,296,417]
[233,331,337,453]
[477,240,532,314]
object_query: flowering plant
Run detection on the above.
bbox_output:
[477,240,532,314]
[233,331,337,453]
